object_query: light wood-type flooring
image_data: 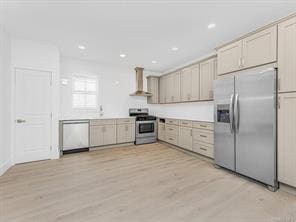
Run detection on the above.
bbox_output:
[1,143,296,222]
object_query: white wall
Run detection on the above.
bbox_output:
[0,26,11,175]
[60,57,151,119]
[148,102,214,122]
[11,38,60,160]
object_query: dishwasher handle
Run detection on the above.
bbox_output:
[62,120,89,125]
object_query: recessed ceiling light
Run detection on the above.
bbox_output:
[208,23,216,29]
[78,45,86,50]
[152,60,157,64]
[120,54,126,58]
[171,47,179,51]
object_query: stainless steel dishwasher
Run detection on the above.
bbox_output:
[60,120,89,154]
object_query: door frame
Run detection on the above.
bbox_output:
[12,67,53,164]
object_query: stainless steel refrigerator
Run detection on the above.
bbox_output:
[214,66,277,189]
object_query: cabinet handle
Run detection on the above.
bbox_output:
[169,138,173,141]
[241,57,245,67]
[200,135,207,138]
[190,129,192,137]
[209,90,213,99]
[278,78,281,91]
[200,125,207,128]
[278,96,281,109]
[238,58,241,68]
[200,147,207,151]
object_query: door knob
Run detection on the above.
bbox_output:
[16,119,26,123]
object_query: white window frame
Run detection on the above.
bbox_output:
[72,74,99,109]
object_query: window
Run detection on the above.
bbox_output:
[72,75,98,109]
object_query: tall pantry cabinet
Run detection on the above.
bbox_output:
[278,15,296,188]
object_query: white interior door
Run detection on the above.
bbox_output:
[15,68,52,164]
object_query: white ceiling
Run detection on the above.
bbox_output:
[1,1,296,72]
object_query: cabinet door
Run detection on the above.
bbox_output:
[116,124,126,144]
[159,76,166,103]
[178,127,192,151]
[242,25,277,69]
[217,40,242,75]
[147,77,159,104]
[158,123,166,141]
[278,16,296,93]
[200,58,215,100]
[191,64,200,101]
[126,124,135,142]
[90,126,104,147]
[278,93,296,187]
[172,71,181,102]
[180,68,192,102]
[103,125,117,145]
[165,74,173,103]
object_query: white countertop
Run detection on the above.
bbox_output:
[59,115,135,121]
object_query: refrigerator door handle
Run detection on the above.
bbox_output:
[234,93,240,132]
[229,94,234,133]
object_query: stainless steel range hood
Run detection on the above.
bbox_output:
[130,67,152,97]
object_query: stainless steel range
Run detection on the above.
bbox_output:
[129,108,157,145]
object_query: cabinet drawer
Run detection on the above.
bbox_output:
[192,141,214,158]
[90,119,116,126]
[165,125,179,135]
[192,121,214,131]
[192,129,214,144]
[117,118,135,125]
[166,134,178,146]
[179,120,192,127]
[166,118,179,125]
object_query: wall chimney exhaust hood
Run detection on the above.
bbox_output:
[130,67,152,97]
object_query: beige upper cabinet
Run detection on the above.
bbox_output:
[180,67,191,102]
[217,25,277,75]
[180,65,200,102]
[278,92,296,187]
[242,25,277,68]
[217,40,242,75]
[172,71,181,103]
[147,76,159,104]
[200,58,216,100]
[165,75,173,103]
[165,72,181,103]
[178,126,193,151]
[159,76,166,104]
[278,16,296,93]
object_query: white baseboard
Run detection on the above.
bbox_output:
[0,160,11,176]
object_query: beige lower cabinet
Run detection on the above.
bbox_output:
[192,141,214,158]
[90,125,104,147]
[178,126,193,151]
[165,122,179,146]
[90,125,117,147]
[117,124,135,144]
[158,122,166,141]
[158,118,214,158]
[278,92,296,188]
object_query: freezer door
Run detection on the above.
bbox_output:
[235,69,276,186]
[214,76,235,171]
